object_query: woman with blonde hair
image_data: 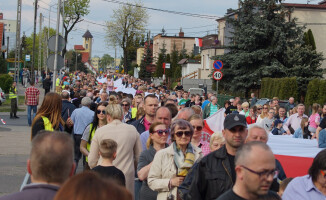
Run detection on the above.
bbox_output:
[137,122,169,200]
[256,103,270,124]
[109,95,118,104]
[31,92,65,139]
[293,117,310,138]
[209,132,225,152]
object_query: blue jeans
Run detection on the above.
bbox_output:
[27,105,37,126]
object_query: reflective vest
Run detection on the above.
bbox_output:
[56,78,60,87]
[131,107,137,119]
[9,87,17,99]
[86,123,96,162]
[41,116,54,131]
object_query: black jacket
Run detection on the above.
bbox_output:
[131,115,146,134]
[187,145,234,200]
[43,78,52,90]
[61,100,76,121]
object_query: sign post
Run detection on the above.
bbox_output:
[213,60,223,96]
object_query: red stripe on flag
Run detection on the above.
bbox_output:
[203,120,214,135]
[275,155,313,177]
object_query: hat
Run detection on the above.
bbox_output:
[224,113,247,130]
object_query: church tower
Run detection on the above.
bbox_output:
[82,30,93,59]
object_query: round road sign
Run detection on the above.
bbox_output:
[213,70,223,81]
[213,60,223,71]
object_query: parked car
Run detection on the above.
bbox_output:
[0,87,6,106]
[253,98,288,108]
[188,88,205,97]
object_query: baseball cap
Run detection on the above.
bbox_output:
[224,113,247,130]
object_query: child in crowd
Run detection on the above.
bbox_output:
[272,119,285,135]
[278,177,293,197]
[92,139,126,186]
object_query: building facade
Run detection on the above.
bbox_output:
[0,13,17,53]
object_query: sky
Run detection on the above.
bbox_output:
[0,0,317,58]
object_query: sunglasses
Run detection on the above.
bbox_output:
[257,108,262,110]
[153,129,170,136]
[175,131,192,137]
[97,110,106,114]
[121,104,129,107]
[192,126,203,131]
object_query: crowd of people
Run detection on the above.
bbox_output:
[2,70,326,200]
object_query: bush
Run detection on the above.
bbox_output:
[171,82,178,90]
[0,74,13,93]
[305,79,326,106]
[261,77,298,100]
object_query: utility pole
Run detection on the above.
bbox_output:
[6,37,9,59]
[52,0,61,91]
[114,46,117,70]
[14,0,22,83]
[31,0,39,82]
[43,26,47,77]
[61,0,65,69]
[38,13,43,79]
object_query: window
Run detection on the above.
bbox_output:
[86,43,88,49]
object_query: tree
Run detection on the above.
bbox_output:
[65,50,87,72]
[212,0,324,98]
[100,54,114,70]
[105,1,148,74]
[303,29,316,50]
[62,0,90,56]
[0,56,7,74]
[139,39,152,79]
[154,41,167,77]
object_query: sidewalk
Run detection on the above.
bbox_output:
[1,82,45,116]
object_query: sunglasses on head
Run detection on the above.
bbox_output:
[97,110,106,114]
[153,129,169,136]
[193,126,203,131]
[175,131,192,137]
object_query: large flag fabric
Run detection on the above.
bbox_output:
[203,108,323,177]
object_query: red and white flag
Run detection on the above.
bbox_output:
[203,108,225,134]
[195,38,203,47]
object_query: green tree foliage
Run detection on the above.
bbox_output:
[0,56,7,74]
[63,0,90,56]
[139,40,152,79]
[100,54,114,69]
[307,29,316,50]
[260,77,297,100]
[0,74,13,93]
[65,50,87,72]
[105,1,148,74]
[305,79,326,106]
[213,0,324,98]
[154,41,167,77]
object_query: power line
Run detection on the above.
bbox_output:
[102,0,220,20]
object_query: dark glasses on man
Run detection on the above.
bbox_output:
[193,126,203,131]
[153,129,169,136]
[175,131,192,137]
[121,104,129,107]
[97,110,106,114]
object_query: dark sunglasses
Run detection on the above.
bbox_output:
[257,108,262,110]
[175,131,192,137]
[97,110,106,114]
[153,129,169,136]
[193,126,203,131]
[121,104,129,107]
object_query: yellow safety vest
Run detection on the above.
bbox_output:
[41,116,54,131]
[56,78,60,87]
[131,107,137,119]
[86,123,96,162]
[9,87,17,99]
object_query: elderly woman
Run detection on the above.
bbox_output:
[137,122,169,200]
[148,119,202,200]
[121,98,132,123]
[189,114,211,156]
[209,132,225,152]
[88,103,142,197]
[239,102,250,117]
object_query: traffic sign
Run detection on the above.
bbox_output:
[25,55,30,61]
[213,70,223,81]
[48,35,66,52]
[165,63,170,69]
[213,60,223,71]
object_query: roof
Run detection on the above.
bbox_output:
[74,45,84,50]
[82,30,93,38]
[178,58,200,64]
[154,34,198,39]
[282,3,326,9]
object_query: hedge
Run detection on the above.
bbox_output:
[0,74,13,93]
[305,79,326,106]
[260,77,298,100]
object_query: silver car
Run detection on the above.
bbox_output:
[0,88,6,105]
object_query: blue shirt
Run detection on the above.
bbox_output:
[319,129,326,148]
[71,106,94,135]
[201,100,210,110]
[282,175,326,200]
